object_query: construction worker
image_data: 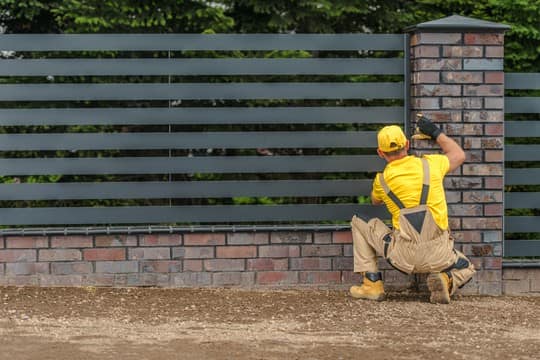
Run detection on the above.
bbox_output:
[349,116,476,303]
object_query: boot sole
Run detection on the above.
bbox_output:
[349,290,386,301]
[427,273,450,304]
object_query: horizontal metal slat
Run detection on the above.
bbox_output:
[0,83,404,101]
[505,192,540,209]
[505,168,540,185]
[505,216,540,232]
[0,107,403,126]
[0,204,390,225]
[0,58,404,76]
[505,73,540,89]
[0,34,405,51]
[505,121,540,137]
[0,131,378,151]
[506,145,540,161]
[505,98,540,114]
[0,180,373,200]
[0,155,385,175]
[504,240,540,257]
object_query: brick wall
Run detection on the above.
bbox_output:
[0,232,415,289]
[409,25,506,295]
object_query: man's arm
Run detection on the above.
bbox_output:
[436,133,466,172]
[371,191,383,205]
[417,116,466,172]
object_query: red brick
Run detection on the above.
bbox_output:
[463,84,503,96]
[412,97,440,109]
[464,33,503,45]
[6,236,48,249]
[485,177,503,189]
[463,191,503,203]
[290,258,332,270]
[256,271,298,285]
[212,272,255,286]
[39,249,81,261]
[129,247,170,260]
[247,258,288,271]
[83,248,126,261]
[413,84,461,96]
[227,233,268,245]
[465,150,483,163]
[442,97,483,109]
[463,164,503,176]
[141,260,182,273]
[451,231,481,243]
[448,218,461,230]
[484,257,502,269]
[485,150,503,162]
[184,233,225,246]
[470,257,483,270]
[6,262,49,275]
[270,232,312,244]
[413,71,440,84]
[416,33,462,45]
[95,235,137,247]
[51,262,93,275]
[216,246,256,258]
[259,245,299,258]
[39,275,83,287]
[414,58,462,71]
[471,244,493,256]
[484,204,503,216]
[0,237,4,249]
[463,111,503,122]
[485,46,504,58]
[140,234,182,246]
[485,124,503,135]
[0,249,36,262]
[301,245,342,257]
[333,231,352,244]
[445,123,483,136]
[442,45,482,57]
[333,257,353,270]
[183,260,203,272]
[204,259,245,271]
[485,72,504,83]
[413,45,440,57]
[314,233,332,244]
[51,236,93,248]
[448,204,482,216]
[173,247,214,259]
[484,98,504,109]
[462,217,502,230]
[299,271,341,284]
[442,71,483,83]
[341,271,357,284]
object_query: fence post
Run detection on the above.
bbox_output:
[406,15,510,295]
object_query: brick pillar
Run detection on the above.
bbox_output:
[407,15,510,295]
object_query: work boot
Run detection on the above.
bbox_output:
[350,272,385,301]
[427,272,453,304]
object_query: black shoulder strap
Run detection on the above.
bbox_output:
[378,158,430,209]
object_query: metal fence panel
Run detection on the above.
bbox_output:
[0,33,405,228]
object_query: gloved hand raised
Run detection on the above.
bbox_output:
[416,115,443,140]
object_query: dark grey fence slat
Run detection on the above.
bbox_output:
[505,121,540,137]
[0,155,385,175]
[0,58,404,76]
[505,168,540,185]
[505,98,540,113]
[0,107,403,126]
[0,204,390,225]
[0,34,405,51]
[505,73,540,89]
[505,216,540,232]
[0,131,377,151]
[0,83,404,101]
[0,180,373,200]
[504,240,540,257]
[505,192,540,209]
[505,145,540,161]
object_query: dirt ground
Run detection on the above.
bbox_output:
[0,286,539,360]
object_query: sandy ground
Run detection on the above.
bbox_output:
[0,286,539,360]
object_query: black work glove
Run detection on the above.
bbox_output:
[417,115,443,140]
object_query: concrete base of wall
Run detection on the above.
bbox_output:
[0,232,536,296]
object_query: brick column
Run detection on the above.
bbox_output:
[407,15,510,295]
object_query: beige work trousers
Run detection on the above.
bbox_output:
[351,215,475,293]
